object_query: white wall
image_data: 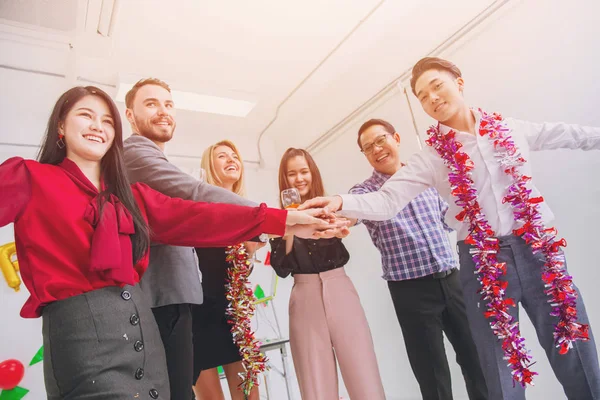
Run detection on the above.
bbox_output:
[312,1,600,399]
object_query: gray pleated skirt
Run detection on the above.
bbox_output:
[42,284,169,399]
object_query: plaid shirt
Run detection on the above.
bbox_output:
[350,170,457,281]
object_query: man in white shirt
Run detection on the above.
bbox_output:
[301,57,600,400]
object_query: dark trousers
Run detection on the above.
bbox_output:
[458,235,600,400]
[388,269,488,400]
[152,304,194,400]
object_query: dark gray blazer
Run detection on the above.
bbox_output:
[123,135,256,307]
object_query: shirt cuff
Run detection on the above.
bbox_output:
[261,205,287,237]
[337,194,363,219]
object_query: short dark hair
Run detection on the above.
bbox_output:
[125,78,171,109]
[410,57,462,96]
[357,119,396,150]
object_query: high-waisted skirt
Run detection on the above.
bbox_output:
[42,284,169,399]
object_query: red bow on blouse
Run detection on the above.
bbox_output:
[59,158,137,285]
[84,194,136,283]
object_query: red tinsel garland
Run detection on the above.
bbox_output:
[225,244,268,398]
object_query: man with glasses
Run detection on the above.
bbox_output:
[349,119,487,400]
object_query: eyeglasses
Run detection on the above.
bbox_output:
[361,133,391,154]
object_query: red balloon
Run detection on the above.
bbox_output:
[0,359,25,390]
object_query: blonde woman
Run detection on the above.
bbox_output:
[192,140,260,400]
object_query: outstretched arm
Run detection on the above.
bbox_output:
[516,118,600,151]
[0,157,31,227]
[124,136,257,206]
[132,182,286,247]
[132,183,337,246]
[300,151,437,221]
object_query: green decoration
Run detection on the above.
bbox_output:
[29,346,43,366]
[217,365,224,375]
[0,386,29,400]
[254,284,265,300]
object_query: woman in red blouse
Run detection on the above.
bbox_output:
[0,86,329,400]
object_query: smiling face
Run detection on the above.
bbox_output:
[126,84,176,147]
[59,95,115,163]
[212,144,242,187]
[414,69,466,124]
[285,155,313,200]
[359,124,402,175]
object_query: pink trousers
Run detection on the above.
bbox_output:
[289,268,386,400]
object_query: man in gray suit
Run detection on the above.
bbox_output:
[122,78,264,400]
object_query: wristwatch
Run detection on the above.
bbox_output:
[258,233,269,243]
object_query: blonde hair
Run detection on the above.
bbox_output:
[201,140,246,197]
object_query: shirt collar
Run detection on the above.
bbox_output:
[439,108,481,135]
[58,157,102,195]
[367,164,406,187]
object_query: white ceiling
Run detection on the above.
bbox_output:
[0,0,78,31]
[0,0,496,165]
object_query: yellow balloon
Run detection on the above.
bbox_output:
[0,242,20,292]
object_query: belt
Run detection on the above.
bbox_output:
[415,268,457,281]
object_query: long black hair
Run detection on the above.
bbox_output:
[37,86,150,263]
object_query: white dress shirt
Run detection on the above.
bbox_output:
[339,110,600,240]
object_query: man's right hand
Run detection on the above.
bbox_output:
[298,195,343,212]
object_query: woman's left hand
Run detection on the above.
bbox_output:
[244,241,266,257]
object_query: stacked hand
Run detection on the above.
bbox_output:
[284,196,349,239]
[334,225,351,239]
[297,195,343,213]
[284,206,350,239]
